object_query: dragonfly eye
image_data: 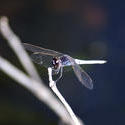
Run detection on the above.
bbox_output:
[52,57,59,69]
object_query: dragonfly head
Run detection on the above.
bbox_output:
[52,57,60,70]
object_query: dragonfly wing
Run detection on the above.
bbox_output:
[31,53,53,68]
[23,43,63,75]
[30,53,60,75]
[23,43,63,57]
[72,63,93,89]
[65,55,93,89]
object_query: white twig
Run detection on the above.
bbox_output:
[48,67,83,125]
[0,16,83,125]
[0,56,74,125]
[75,59,107,65]
[0,17,41,82]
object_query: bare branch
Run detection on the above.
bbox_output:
[0,17,77,125]
[0,16,84,125]
[48,67,83,125]
[0,56,74,124]
[0,17,41,82]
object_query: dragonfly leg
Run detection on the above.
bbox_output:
[55,67,63,82]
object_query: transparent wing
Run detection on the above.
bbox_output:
[23,43,63,57]
[23,43,63,75]
[65,55,93,90]
[31,53,59,75]
[31,53,53,68]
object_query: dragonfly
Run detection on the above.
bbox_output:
[23,43,106,90]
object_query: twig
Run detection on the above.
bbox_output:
[0,16,83,125]
[0,17,41,82]
[48,67,83,125]
[0,56,74,125]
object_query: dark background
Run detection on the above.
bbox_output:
[0,0,125,125]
